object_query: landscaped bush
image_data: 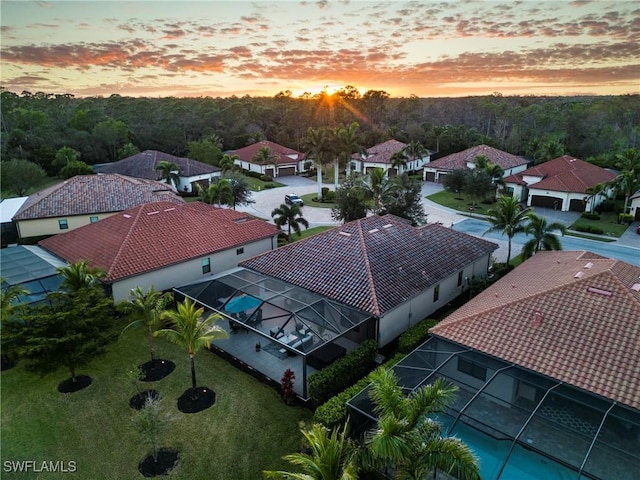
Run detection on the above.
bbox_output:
[323,190,336,202]
[595,199,616,213]
[618,213,633,224]
[397,318,439,354]
[581,212,600,220]
[313,353,405,428]
[308,339,378,406]
[243,170,262,179]
[260,175,273,182]
[321,187,330,198]
[574,224,604,234]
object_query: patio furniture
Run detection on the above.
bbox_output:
[307,343,346,370]
[270,327,284,339]
[290,334,313,350]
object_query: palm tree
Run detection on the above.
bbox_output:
[390,150,408,176]
[253,147,278,178]
[362,368,480,480]
[362,167,388,214]
[219,153,239,173]
[303,127,335,200]
[271,203,309,243]
[155,160,181,189]
[57,260,105,293]
[583,183,608,214]
[484,195,531,267]
[0,279,28,319]
[197,178,233,207]
[263,423,358,480]
[609,169,640,215]
[403,141,427,171]
[119,286,172,367]
[335,122,365,188]
[156,298,227,397]
[522,213,567,259]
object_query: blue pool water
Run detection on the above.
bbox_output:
[438,416,579,480]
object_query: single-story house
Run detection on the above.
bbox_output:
[351,139,432,177]
[13,174,184,239]
[0,197,28,247]
[503,155,616,212]
[348,250,640,480]
[174,215,497,399]
[630,190,640,221]
[423,144,529,183]
[0,245,65,307]
[38,201,280,302]
[230,140,305,177]
[94,150,221,194]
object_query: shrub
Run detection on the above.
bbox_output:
[581,212,600,220]
[589,226,604,234]
[397,318,439,354]
[313,353,405,428]
[308,339,378,406]
[321,187,330,198]
[260,175,273,182]
[323,190,336,202]
[575,224,604,234]
[595,199,616,213]
[618,213,633,225]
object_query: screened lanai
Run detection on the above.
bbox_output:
[347,336,640,480]
[174,267,376,399]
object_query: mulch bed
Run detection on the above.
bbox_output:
[129,389,160,410]
[138,448,179,477]
[177,387,215,414]
[139,359,176,382]
[58,375,92,393]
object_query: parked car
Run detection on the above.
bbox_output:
[284,193,304,206]
[636,225,640,235]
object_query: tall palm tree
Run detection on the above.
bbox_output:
[609,169,640,215]
[335,122,365,188]
[197,178,233,207]
[57,260,105,293]
[271,203,309,243]
[303,126,335,200]
[156,298,227,396]
[522,213,567,259]
[263,423,358,480]
[484,195,531,267]
[362,368,480,480]
[403,141,427,170]
[119,286,172,367]
[390,150,408,176]
[362,167,388,214]
[583,183,608,214]
[155,160,181,189]
[253,147,278,178]
[219,153,239,172]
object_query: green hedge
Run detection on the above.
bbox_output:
[308,339,378,405]
[397,318,438,354]
[313,353,405,428]
[581,212,600,220]
[575,224,604,234]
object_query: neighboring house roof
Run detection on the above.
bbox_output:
[0,197,28,223]
[240,215,498,316]
[630,190,640,201]
[13,174,184,221]
[358,139,408,164]
[426,144,528,172]
[430,250,640,410]
[503,155,616,193]
[94,150,220,180]
[39,202,280,283]
[232,140,303,165]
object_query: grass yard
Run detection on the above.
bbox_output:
[299,193,336,209]
[426,190,494,215]
[569,212,630,238]
[1,333,311,480]
[245,176,285,192]
[293,226,333,241]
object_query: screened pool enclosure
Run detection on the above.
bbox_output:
[347,336,640,480]
[174,267,376,399]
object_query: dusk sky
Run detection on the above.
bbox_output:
[1,1,639,98]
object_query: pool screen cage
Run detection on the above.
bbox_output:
[347,336,640,480]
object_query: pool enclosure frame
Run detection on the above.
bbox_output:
[347,336,640,480]
[174,267,376,399]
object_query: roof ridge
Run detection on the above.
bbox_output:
[356,220,381,316]
[105,205,145,280]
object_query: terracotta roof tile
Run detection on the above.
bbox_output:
[231,140,303,165]
[14,174,184,220]
[240,215,497,316]
[427,145,528,171]
[359,139,408,164]
[431,251,640,409]
[39,202,280,282]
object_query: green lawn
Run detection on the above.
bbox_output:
[294,226,333,240]
[426,190,493,215]
[299,193,336,209]
[569,212,630,238]
[1,333,311,480]
[245,176,285,192]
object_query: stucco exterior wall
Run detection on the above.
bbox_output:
[16,213,118,239]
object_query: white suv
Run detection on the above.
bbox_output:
[284,193,304,206]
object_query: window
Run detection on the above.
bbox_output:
[457,271,463,287]
[58,219,68,230]
[433,284,440,302]
[236,247,244,255]
[90,216,99,223]
[201,258,211,274]
[458,357,487,381]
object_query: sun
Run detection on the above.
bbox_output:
[291,83,344,98]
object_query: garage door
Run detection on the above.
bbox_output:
[425,171,435,182]
[278,166,296,176]
[568,199,585,212]
[531,195,563,210]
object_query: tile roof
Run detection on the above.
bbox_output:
[427,144,529,171]
[93,150,220,179]
[240,215,497,316]
[13,174,184,220]
[231,140,304,165]
[39,202,280,282]
[358,139,408,164]
[430,250,640,410]
[502,155,616,193]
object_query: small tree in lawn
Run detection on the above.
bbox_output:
[281,368,296,406]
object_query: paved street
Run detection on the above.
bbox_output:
[239,175,640,265]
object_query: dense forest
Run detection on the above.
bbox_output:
[1,87,639,176]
